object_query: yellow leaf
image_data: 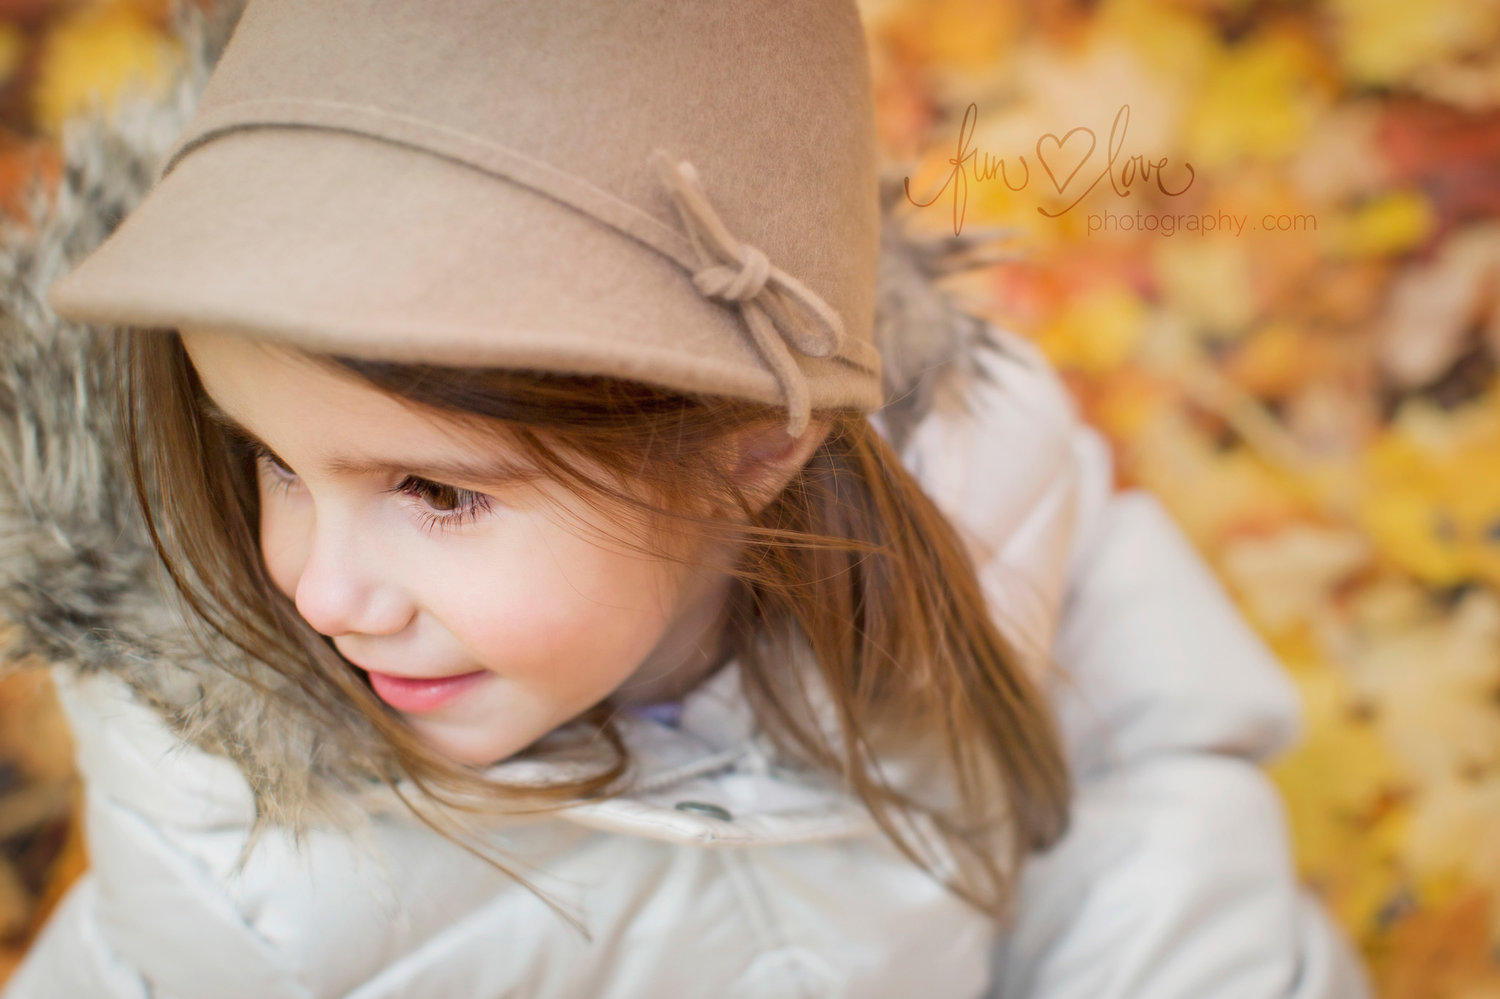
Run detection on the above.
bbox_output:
[33,7,183,137]
[1220,523,1372,635]
[1093,0,1219,85]
[1224,322,1311,397]
[1372,585,1500,730]
[862,0,1020,72]
[1359,398,1500,589]
[1329,0,1500,88]
[1270,666,1411,936]
[1086,367,1176,441]
[1181,29,1324,170]
[1129,408,1310,541]
[1324,191,1434,260]
[1153,237,1256,341]
[1035,285,1145,374]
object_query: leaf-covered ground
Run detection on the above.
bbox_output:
[1,0,1497,993]
[864,0,1500,993]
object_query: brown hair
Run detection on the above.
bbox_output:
[121,326,1072,928]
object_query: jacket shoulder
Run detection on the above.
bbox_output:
[879,325,1101,661]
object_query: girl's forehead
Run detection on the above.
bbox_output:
[180,328,683,515]
[183,328,521,457]
[181,326,326,380]
[179,326,707,517]
[186,327,412,407]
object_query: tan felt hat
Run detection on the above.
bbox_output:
[46,0,885,438]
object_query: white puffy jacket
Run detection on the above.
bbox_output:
[3,330,1374,999]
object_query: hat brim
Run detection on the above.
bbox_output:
[48,127,878,412]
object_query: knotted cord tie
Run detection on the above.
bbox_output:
[649,149,847,439]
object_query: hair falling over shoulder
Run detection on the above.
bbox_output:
[120,326,1072,926]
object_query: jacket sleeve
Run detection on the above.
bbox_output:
[1,666,319,999]
[988,461,1375,998]
[894,329,1373,999]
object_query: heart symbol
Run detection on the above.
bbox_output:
[1036,127,1096,195]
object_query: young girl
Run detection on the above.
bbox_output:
[1,1,1372,996]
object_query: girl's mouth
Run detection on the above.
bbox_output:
[365,669,489,713]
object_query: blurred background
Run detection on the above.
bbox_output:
[0,0,1497,994]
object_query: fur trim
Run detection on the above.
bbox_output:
[0,0,1018,830]
[871,176,1025,455]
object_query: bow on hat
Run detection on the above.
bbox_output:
[647,150,848,439]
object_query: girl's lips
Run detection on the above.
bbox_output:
[366,669,488,713]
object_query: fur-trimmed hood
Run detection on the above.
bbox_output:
[0,0,1017,831]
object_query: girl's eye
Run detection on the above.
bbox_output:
[245,438,492,534]
[393,476,494,534]
[249,441,299,494]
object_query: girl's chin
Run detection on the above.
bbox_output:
[398,683,609,770]
[405,705,549,771]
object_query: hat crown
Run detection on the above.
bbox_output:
[47,0,885,431]
[199,0,881,348]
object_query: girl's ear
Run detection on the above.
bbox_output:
[724,417,832,515]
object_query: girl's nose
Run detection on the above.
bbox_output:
[291,517,415,639]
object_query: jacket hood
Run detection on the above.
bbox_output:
[0,0,1022,832]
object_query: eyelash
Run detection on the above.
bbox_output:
[245,440,494,535]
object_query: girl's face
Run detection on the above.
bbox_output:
[181,328,736,767]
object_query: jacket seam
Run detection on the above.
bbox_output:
[716,849,822,999]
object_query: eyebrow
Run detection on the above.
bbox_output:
[196,395,543,486]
